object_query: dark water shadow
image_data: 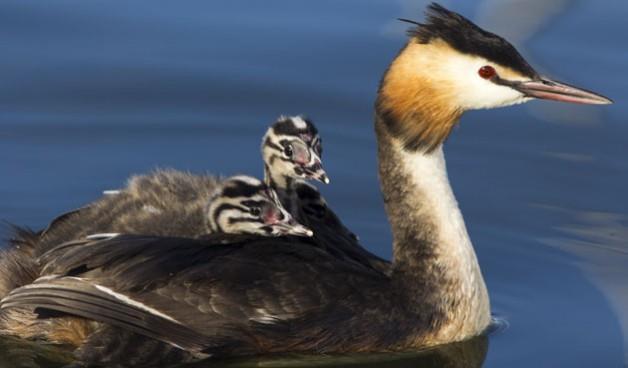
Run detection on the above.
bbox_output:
[0,335,487,368]
[185,337,488,368]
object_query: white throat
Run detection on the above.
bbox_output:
[399,146,475,262]
[398,144,491,339]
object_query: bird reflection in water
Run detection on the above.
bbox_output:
[186,336,488,368]
[0,334,487,368]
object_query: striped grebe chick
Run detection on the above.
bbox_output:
[262,116,386,270]
[206,175,312,237]
[261,115,327,216]
[0,3,611,365]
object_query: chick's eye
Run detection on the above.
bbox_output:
[250,207,261,216]
[284,144,293,158]
[478,65,496,79]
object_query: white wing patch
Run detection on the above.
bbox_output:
[2,280,182,326]
[250,308,280,324]
[86,233,120,240]
[32,275,62,283]
[94,284,181,324]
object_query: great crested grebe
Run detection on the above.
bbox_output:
[0,3,611,365]
[205,175,312,237]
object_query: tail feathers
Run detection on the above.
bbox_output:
[0,224,40,298]
[1,278,221,355]
[2,223,40,255]
[40,207,86,238]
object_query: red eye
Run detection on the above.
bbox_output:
[478,65,496,79]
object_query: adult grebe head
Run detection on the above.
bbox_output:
[377,3,612,152]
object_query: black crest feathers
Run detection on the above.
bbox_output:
[402,3,538,78]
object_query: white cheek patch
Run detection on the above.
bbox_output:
[444,56,528,110]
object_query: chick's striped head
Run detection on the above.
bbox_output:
[206,175,313,237]
[262,116,329,186]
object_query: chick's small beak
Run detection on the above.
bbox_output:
[512,77,612,105]
[289,223,314,237]
[317,171,330,185]
[304,159,330,184]
[276,220,313,237]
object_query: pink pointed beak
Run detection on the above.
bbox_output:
[513,77,612,105]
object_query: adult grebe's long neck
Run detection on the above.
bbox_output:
[375,117,490,342]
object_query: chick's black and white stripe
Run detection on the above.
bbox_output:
[205,175,309,237]
[261,115,322,191]
[261,115,345,221]
[206,176,264,233]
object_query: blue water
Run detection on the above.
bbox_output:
[1,1,627,367]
